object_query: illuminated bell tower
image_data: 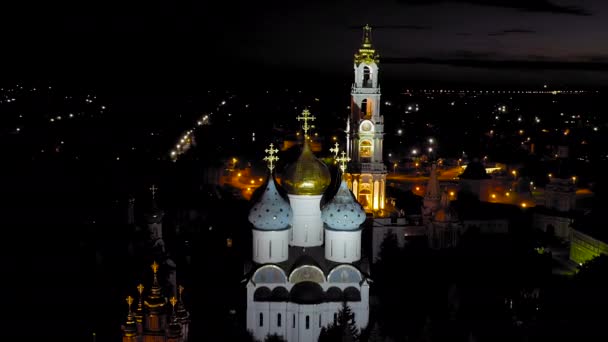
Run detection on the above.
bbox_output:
[346,24,387,213]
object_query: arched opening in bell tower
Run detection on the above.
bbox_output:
[360,99,372,119]
[359,140,372,162]
[363,66,371,87]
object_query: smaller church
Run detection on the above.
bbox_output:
[121,262,191,342]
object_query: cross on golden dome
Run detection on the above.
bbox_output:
[137,283,144,295]
[151,261,159,274]
[296,109,316,138]
[170,296,177,308]
[329,142,340,158]
[336,151,351,172]
[150,184,158,200]
[263,143,279,171]
[126,295,134,310]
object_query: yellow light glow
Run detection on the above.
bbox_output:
[521,202,527,208]
[259,178,263,182]
[237,173,241,177]
[491,194,496,199]
[415,186,420,191]
[449,191,455,196]
[250,180,255,184]
[506,192,510,196]
[511,170,517,175]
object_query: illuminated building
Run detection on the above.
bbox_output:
[121,262,190,342]
[427,190,464,249]
[533,176,577,241]
[345,25,387,213]
[245,113,369,342]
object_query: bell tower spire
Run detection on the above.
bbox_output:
[346,24,387,213]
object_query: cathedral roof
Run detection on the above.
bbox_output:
[321,179,366,230]
[248,174,292,230]
[459,160,491,180]
[282,141,331,196]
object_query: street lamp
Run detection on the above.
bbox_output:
[393,163,398,174]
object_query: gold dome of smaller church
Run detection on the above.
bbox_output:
[282,141,331,195]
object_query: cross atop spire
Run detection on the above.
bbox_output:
[336,151,351,173]
[296,109,316,139]
[126,296,134,314]
[150,184,158,200]
[330,142,340,158]
[362,24,372,48]
[263,143,279,171]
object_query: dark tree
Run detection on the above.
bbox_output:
[318,302,360,342]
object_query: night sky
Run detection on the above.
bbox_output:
[4,0,608,87]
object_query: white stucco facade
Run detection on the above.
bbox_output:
[288,194,324,247]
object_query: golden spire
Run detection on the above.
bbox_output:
[123,296,137,337]
[144,260,166,310]
[170,296,178,309]
[135,284,144,323]
[329,142,340,158]
[336,150,351,173]
[362,24,372,48]
[151,261,159,282]
[263,143,279,171]
[354,24,379,65]
[126,295,134,312]
[296,109,316,139]
[178,285,185,302]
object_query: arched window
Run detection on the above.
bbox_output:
[334,313,337,324]
[259,313,263,327]
[293,314,296,328]
[319,314,322,327]
[305,315,310,329]
[277,313,282,327]
[363,66,371,87]
[360,140,372,161]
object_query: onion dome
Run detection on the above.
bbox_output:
[321,180,366,230]
[282,141,331,195]
[122,296,137,337]
[144,261,166,312]
[248,175,292,230]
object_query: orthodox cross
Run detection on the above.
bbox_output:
[329,142,340,158]
[263,143,279,171]
[137,284,144,296]
[296,109,315,138]
[336,151,351,172]
[126,296,134,312]
[150,184,158,200]
[170,296,177,309]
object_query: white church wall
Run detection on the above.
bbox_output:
[252,229,290,264]
[288,195,324,247]
[325,229,362,263]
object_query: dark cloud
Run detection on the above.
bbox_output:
[383,56,608,71]
[348,24,432,30]
[396,0,590,16]
[488,29,536,36]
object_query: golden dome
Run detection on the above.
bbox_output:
[282,141,331,195]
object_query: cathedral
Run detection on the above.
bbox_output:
[243,26,380,342]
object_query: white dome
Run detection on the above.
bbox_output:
[248,177,292,230]
[321,180,366,230]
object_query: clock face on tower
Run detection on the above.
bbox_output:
[360,120,373,132]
